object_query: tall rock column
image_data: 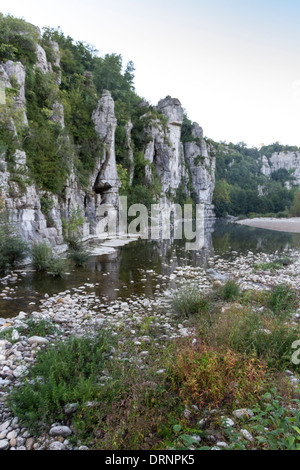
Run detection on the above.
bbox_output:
[156,97,184,195]
[184,122,216,216]
[91,90,121,231]
[143,96,184,199]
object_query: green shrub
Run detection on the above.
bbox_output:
[31,241,53,271]
[253,261,282,272]
[0,13,40,63]
[253,257,293,273]
[68,249,90,266]
[221,279,240,301]
[225,390,300,450]
[212,279,241,302]
[205,304,300,370]
[171,284,209,317]
[62,206,85,250]
[0,234,28,271]
[19,317,58,337]
[48,256,67,277]
[7,330,115,431]
[267,283,298,315]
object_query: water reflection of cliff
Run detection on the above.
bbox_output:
[86,218,216,300]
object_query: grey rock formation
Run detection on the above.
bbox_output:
[50,101,65,128]
[1,60,28,127]
[184,135,215,210]
[92,90,121,208]
[261,151,300,187]
[0,37,215,250]
[35,44,51,74]
[125,120,134,184]
[143,96,215,216]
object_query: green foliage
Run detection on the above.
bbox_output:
[60,73,100,184]
[253,261,283,272]
[30,241,53,271]
[30,241,67,276]
[22,65,74,193]
[0,126,18,170]
[127,184,157,210]
[19,317,58,337]
[253,257,292,273]
[171,284,210,317]
[68,249,90,267]
[116,163,130,195]
[0,235,28,272]
[219,279,241,301]
[266,283,298,315]
[0,206,28,271]
[290,191,300,216]
[62,206,85,250]
[23,122,71,193]
[213,179,231,217]
[211,140,296,217]
[225,390,300,450]
[271,168,295,185]
[48,256,67,277]
[260,143,300,158]
[40,196,55,227]
[7,330,115,432]
[205,299,300,370]
[41,27,143,194]
[0,13,40,63]
[180,113,194,143]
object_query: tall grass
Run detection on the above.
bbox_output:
[171,284,209,317]
[167,341,267,410]
[267,283,298,315]
[203,304,300,370]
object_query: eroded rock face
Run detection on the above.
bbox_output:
[261,151,300,187]
[125,120,134,185]
[91,90,120,206]
[0,37,215,250]
[1,61,28,127]
[143,96,215,215]
[35,44,51,74]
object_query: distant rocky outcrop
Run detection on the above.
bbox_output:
[261,151,300,187]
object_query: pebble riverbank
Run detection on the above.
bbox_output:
[0,247,300,450]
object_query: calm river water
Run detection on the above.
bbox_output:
[1,220,300,319]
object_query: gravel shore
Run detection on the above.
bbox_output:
[236,217,300,233]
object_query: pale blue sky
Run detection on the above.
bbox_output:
[1,0,300,148]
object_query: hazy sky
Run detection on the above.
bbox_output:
[1,0,300,148]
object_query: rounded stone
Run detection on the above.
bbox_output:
[49,426,72,437]
[0,439,9,450]
[49,441,66,450]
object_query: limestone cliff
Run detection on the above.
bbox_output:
[143,97,215,217]
[0,25,216,249]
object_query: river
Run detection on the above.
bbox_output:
[1,219,300,319]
